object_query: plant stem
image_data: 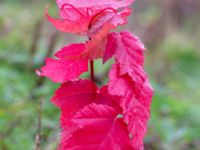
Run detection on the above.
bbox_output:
[35,98,43,150]
[90,60,94,82]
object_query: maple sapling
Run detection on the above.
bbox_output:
[37,0,153,149]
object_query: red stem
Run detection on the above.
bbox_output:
[90,60,94,82]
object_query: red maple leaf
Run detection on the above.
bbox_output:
[47,0,133,35]
[104,30,149,85]
[104,31,145,65]
[82,9,131,59]
[61,103,132,150]
[36,44,88,83]
[51,79,132,150]
[104,31,153,150]
[105,31,154,149]
[108,64,153,150]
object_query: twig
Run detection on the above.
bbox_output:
[34,98,43,150]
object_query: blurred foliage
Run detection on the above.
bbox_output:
[0,0,200,150]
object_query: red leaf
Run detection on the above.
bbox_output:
[60,103,132,150]
[104,31,147,83]
[88,9,130,36]
[36,44,88,83]
[106,30,153,150]
[104,31,145,65]
[103,32,118,63]
[54,44,85,59]
[82,9,131,59]
[51,79,132,149]
[51,80,98,109]
[52,80,98,130]
[82,23,114,59]
[96,86,121,111]
[46,7,90,34]
[48,0,133,34]
[51,80,121,129]
[56,0,134,10]
[108,64,153,150]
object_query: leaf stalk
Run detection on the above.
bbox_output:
[90,60,94,82]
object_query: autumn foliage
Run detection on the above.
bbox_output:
[37,0,153,149]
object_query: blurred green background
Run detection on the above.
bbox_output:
[0,0,200,150]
